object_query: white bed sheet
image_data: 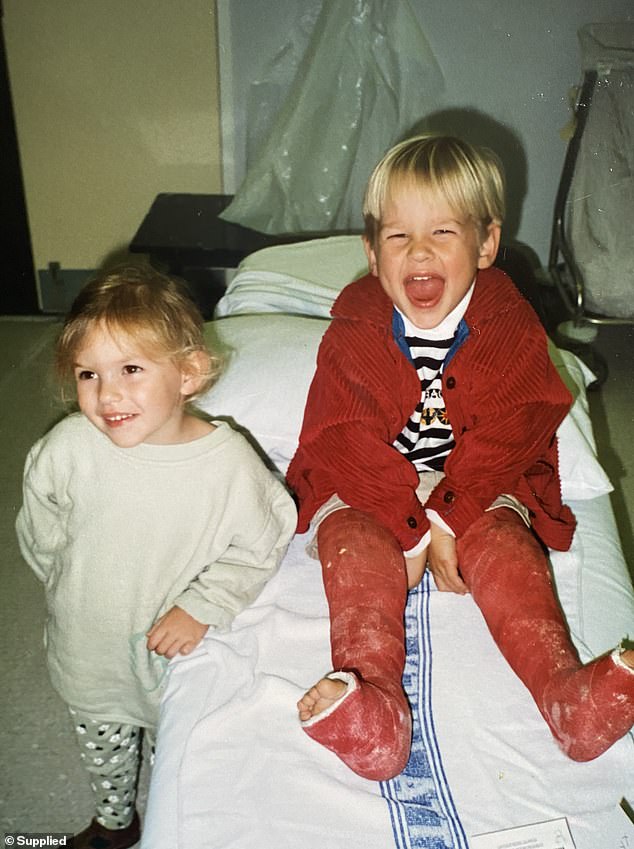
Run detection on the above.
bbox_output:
[141,491,634,849]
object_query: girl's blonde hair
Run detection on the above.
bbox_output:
[55,263,222,400]
[363,134,505,243]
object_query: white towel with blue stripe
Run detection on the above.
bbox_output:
[141,503,634,849]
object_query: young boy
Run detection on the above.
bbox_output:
[287,135,634,780]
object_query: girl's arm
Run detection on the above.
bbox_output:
[171,466,297,632]
[15,441,67,583]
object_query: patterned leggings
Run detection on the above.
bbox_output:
[69,707,155,830]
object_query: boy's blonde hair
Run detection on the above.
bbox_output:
[55,263,222,400]
[363,134,505,243]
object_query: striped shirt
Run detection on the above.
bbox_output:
[393,283,475,473]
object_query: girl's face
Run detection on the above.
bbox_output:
[73,322,198,447]
[364,183,500,329]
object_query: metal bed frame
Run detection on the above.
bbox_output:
[548,31,634,330]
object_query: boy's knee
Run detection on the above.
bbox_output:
[460,508,530,552]
[319,508,400,554]
[457,508,541,589]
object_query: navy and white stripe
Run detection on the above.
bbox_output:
[381,572,468,848]
[393,332,455,472]
[392,286,475,473]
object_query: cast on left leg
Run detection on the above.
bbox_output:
[457,508,634,761]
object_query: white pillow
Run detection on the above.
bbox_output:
[200,315,329,473]
[214,235,368,319]
[548,345,613,501]
[199,314,612,501]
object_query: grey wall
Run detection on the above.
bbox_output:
[219,0,633,267]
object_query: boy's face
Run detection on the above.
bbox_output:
[364,183,500,329]
[73,322,198,447]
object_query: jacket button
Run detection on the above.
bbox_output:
[446,376,456,389]
[407,516,417,528]
[443,491,455,503]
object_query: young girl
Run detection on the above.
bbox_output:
[288,134,634,780]
[16,264,297,849]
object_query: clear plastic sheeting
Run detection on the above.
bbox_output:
[566,23,634,319]
[243,4,323,171]
[220,0,444,235]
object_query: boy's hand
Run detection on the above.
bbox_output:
[146,606,209,659]
[404,550,427,590]
[428,524,469,595]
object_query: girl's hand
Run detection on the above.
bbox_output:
[146,606,209,658]
[428,524,469,595]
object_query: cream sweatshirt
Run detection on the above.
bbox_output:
[16,414,296,726]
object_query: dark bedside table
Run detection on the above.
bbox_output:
[129,193,292,317]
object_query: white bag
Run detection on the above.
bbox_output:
[220,0,444,234]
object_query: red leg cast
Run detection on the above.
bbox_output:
[302,508,412,780]
[458,508,634,761]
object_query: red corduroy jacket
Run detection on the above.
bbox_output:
[286,267,576,552]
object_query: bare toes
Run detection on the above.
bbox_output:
[298,677,348,721]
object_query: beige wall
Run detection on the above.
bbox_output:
[4,1,222,272]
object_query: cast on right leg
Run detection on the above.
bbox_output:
[458,508,634,761]
[298,508,412,780]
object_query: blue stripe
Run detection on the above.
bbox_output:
[392,308,412,361]
[445,318,469,367]
[391,309,470,369]
[417,575,469,848]
[381,572,468,849]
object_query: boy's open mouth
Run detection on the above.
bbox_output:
[405,275,444,306]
